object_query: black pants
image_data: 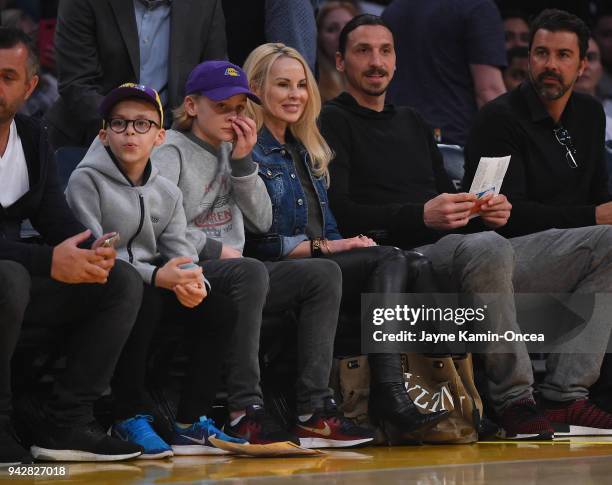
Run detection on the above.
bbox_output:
[0,259,142,425]
[111,283,236,424]
[202,257,342,415]
[325,246,438,385]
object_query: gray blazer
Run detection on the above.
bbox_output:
[46,0,226,146]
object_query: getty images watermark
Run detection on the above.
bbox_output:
[361,293,612,354]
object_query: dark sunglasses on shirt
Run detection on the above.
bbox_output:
[553,126,578,169]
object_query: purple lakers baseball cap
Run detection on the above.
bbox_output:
[99,83,164,126]
[185,60,261,104]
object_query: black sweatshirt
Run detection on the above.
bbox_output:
[0,114,89,276]
[321,92,479,248]
[464,81,610,238]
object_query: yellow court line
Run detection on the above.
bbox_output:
[479,440,612,445]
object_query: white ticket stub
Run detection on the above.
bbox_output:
[468,155,511,217]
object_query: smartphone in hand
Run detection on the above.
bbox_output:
[102,232,120,248]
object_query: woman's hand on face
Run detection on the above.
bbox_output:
[325,235,376,253]
[230,115,257,160]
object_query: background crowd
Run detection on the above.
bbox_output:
[0,0,611,144]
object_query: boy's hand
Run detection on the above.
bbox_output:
[230,115,257,160]
[174,281,207,308]
[480,194,512,228]
[156,257,203,290]
[423,193,476,230]
[51,230,110,284]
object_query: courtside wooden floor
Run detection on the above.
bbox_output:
[4,438,612,484]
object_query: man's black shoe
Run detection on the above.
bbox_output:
[30,420,142,462]
[0,420,31,466]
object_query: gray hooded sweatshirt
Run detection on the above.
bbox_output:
[65,137,200,285]
[151,130,272,259]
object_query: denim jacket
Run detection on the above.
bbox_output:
[246,127,342,260]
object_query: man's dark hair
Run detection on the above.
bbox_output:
[506,46,529,67]
[0,27,39,78]
[338,14,393,56]
[529,9,590,59]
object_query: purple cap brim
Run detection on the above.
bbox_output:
[191,85,261,105]
[99,87,163,120]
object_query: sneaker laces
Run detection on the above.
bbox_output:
[250,407,286,434]
[123,415,158,442]
[316,400,343,426]
[195,416,245,444]
[567,399,612,428]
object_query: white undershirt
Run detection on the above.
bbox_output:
[0,120,29,208]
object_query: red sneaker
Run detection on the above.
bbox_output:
[497,398,554,440]
[543,398,612,436]
[223,405,299,445]
[293,399,375,448]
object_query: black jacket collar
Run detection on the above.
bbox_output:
[520,80,576,125]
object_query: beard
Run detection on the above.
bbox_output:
[531,70,574,101]
[348,67,390,98]
[361,86,388,97]
[0,97,21,125]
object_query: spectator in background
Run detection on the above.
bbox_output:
[1,4,58,119]
[593,9,612,100]
[575,37,612,140]
[45,0,226,150]
[503,46,529,91]
[223,0,318,72]
[382,0,506,146]
[502,11,530,50]
[317,1,359,103]
[576,37,604,98]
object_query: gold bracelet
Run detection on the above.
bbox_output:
[322,239,333,254]
[311,238,323,257]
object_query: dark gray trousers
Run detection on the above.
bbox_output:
[416,226,612,412]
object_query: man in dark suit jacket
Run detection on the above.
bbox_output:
[45,0,226,149]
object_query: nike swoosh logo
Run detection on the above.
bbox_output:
[298,422,332,436]
[180,433,215,445]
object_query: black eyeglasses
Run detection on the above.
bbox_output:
[553,126,578,169]
[107,118,159,134]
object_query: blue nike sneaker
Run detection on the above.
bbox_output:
[111,415,173,460]
[171,416,246,455]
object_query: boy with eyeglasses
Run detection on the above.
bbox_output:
[65,83,245,458]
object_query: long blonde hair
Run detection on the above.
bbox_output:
[243,43,333,178]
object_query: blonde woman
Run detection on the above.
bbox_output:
[317,1,360,103]
[244,43,447,444]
